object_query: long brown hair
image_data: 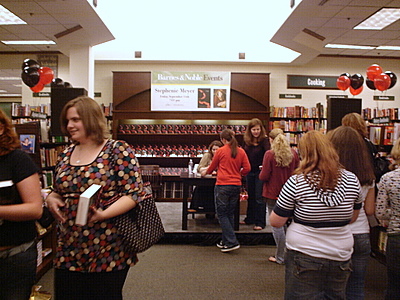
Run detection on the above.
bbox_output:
[220,128,238,158]
[244,118,266,146]
[328,126,375,186]
[295,130,341,191]
[341,112,368,138]
[60,96,109,144]
[0,108,20,156]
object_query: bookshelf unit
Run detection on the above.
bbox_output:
[112,71,270,200]
[269,104,326,145]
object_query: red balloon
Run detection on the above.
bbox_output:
[337,75,350,91]
[30,82,44,93]
[38,67,54,85]
[367,64,383,81]
[350,85,363,96]
[374,73,391,91]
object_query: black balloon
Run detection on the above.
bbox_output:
[64,82,72,88]
[385,71,397,89]
[21,58,40,70]
[340,73,351,78]
[21,67,40,88]
[51,78,64,87]
[366,78,376,90]
[350,73,364,90]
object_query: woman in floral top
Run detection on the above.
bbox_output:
[376,138,400,300]
[46,96,144,300]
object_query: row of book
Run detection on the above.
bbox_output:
[40,145,66,167]
[270,103,326,119]
[269,119,327,133]
[369,124,400,145]
[363,107,400,120]
[11,103,50,117]
[119,124,247,135]
[133,144,209,157]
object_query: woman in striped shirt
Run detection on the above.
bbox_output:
[269,130,362,300]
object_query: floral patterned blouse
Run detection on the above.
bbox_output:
[53,139,143,272]
[376,168,400,235]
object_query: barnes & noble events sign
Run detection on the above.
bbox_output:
[151,71,231,111]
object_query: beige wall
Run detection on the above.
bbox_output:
[2,53,399,112]
[95,56,400,111]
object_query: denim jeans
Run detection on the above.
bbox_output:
[385,234,400,300]
[285,250,352,300]
[346,233,371,300]
[267,199,286,264]
[215,185,241,247]
[245,171,266,227]
[0,242,37,300]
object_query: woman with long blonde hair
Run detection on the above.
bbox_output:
[259,128,299,264]
[270,131,362,299]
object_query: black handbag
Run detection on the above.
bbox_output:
[114,184,165,254]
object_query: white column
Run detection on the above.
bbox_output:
[69,45,94,97]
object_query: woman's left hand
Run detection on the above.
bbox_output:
[88,206,105,223]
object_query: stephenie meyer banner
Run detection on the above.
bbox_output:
[151,71,231,111]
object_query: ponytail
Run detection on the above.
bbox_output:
[220,129,238,158]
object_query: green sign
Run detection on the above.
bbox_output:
[279,94,302,99]
[33,92,51,97]
[374,95,395,101]
[327,95,348,99]
[288,75,338,89]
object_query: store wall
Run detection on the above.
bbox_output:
[95,56,400,111]
[2,53,399,111]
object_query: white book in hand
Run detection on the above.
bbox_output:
[75,184,102,226]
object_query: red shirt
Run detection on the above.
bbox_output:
[207,144,251,186]
[259,148,299,199]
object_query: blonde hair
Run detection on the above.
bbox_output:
[391,138,400,165]
[269,129,293,167]
[341,112,368,138]
[296,130,341,191]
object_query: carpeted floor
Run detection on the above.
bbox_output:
[38,244,387,299]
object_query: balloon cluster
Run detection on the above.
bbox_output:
[365,64,396,92]
[336,64,397,95]
[336,73,364,95]
[21,59,54,93]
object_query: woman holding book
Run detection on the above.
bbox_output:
[45,96,145,300]
[0,108,43,300]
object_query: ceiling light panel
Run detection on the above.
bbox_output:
[325,43,375,49]
[0,5,26,25]
[354,8,400,30]
[1,40,55,44]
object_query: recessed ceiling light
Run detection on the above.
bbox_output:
[1,40,56,45]
[0,5,26,25]
[0,94,21,97]
[354,8,400,30]
[325,44,375,50]
[0,90,7,93]
[376,45,400,51]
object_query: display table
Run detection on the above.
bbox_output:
[180,173,240,230]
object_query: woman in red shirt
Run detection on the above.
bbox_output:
[207,129,251,252]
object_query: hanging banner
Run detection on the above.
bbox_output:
[151,71,231,111]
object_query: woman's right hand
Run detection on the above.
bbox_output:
[46,192,67,223]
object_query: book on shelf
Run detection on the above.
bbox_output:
[384,126,395,145]
[75,184,102,226]
[369,126,382,145]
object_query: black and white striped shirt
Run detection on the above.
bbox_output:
[274,169,362,228]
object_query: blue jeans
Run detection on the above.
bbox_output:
[346,233,371,300]
[0,242,37,300]
[245,171,266,227]
[285,250,352,300]
[215,185,241,247]
[385,234,400,300]
[267,199,286,264]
